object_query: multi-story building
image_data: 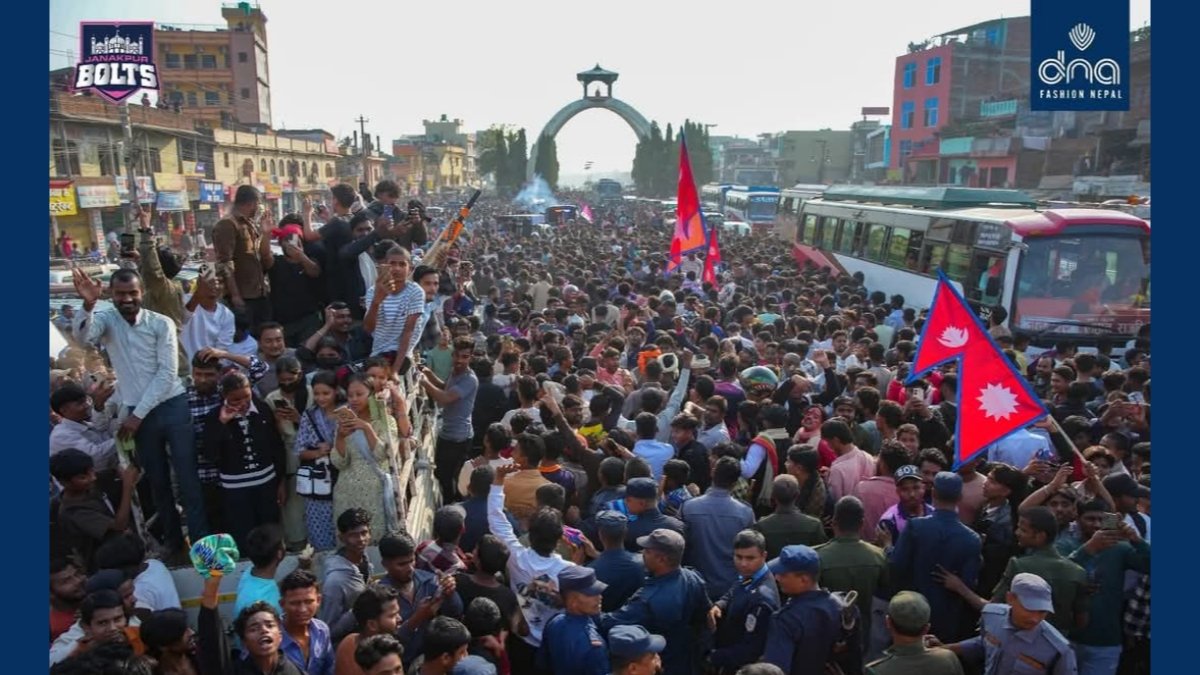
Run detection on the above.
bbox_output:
[890,16,1031,184]
[155,2,272,128]
[769,130,853,186]
[212,128,342,215]
[49,87,217,252]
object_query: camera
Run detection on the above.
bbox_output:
[407,200,432,224]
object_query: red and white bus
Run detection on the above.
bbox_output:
[789,186,1150,347]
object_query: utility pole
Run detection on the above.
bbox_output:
[354,115,370,184]
[120,103,140,234]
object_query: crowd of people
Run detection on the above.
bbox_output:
[49,179,1151,675]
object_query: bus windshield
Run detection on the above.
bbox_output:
[748,198,777,220]
[1013,233,1150,337]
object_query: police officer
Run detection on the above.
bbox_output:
[600,529,712,675]
[588,510,646,611]
[608,624,667,675]
[939,573,1078,675]
[762,544,853,675]
[619,478,685,552]
[706,529,780,674]
[537,566,610,675]
[865,591,963,675]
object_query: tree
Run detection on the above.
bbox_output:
[534,135,560,190]
[476,127,507,181]
[501,129,528,195]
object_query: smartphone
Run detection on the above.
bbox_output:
[1100,512,1122,530]
[334,406,356,424]
[197,262,216,282]
[563,526,584,546]
[383,204,396,221]
[276,399,292,410]
[120,232,137,255]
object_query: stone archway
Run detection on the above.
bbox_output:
[527,65,652,180]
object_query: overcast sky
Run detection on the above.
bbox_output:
[50,0,1149,182]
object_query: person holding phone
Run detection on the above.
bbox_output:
[263,215,325,347]
[213,185,272,331]
[330,374,401,537]
[201,370,287,552]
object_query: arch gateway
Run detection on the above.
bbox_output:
[527,65,652,180]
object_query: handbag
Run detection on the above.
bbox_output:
[296,409,334,499]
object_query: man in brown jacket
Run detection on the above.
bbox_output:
[214,185,271,330]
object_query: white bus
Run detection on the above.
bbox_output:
[724,187,780,229]
[775,184,830,240]
[792,186,1150,347]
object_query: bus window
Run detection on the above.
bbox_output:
[921,242,947,274]
[836,221,860,254]
[965,254,1005,305]
[820,218,839,248]
[906,231,925,270]
[886,227,911,267]
[944,243,972,282]
[865,224,888,261]
[802,214,818,244]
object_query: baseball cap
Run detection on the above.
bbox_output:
[1010,573,1055,613]
[894,465,922,484]
[557,566,607,597]
[635,529,685,556]
[595,510,630,535]
[887,591,932,634]
[608,625,667,660]
[451,655,498,675]
[933,471,964,500]
[86,569,126,594]
[766,544,821,576]
[626,477,659,500]
[1102,473,1150,499]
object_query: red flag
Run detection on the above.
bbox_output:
[668,135,707,274]
[910,272,1048,467]
[702,220,720,285]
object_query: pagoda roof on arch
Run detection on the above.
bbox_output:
[577,64,619,83]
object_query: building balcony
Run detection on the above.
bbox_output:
[49,91,204,134]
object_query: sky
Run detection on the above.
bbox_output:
[50,0,1150,184]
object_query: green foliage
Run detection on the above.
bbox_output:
[630,119,715,197]
[534,135,560,190]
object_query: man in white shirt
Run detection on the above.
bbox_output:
[180,275,234,362]
[50,381,121,503]
[72,268,209,555]
[985,426,1054,471]
[488,464,575,657]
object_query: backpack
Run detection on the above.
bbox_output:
[825,590,862,675]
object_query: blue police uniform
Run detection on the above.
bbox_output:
[708,565,781,673]
[537,613,609,675]
[762,545,847,675]
[624,507,684,552]
[889,473,982,643]
[599,530,712,675]
[589,548,646,612]
[536,566,612,675]
[588,510,647,612]
[958,604,1077,675]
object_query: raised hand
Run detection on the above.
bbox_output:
[72,267,104,308]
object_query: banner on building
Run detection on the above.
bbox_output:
[198,181,226,204]
[156,190,190,212]
[76,184,121,209]
[116,176,156,204]
[50,180,78,216]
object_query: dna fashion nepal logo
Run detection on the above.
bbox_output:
[73,22,160,104]
[1037,24,1122,86]
[1030,0,1129,111]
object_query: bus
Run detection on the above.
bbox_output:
[700,183,737,212]
[775,184,830,240]
[594,179,623,202]
[792,185,1150,347]
[545,205,579,225]
[725,187,780,229]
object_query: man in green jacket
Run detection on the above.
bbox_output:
[815,496,888,646]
